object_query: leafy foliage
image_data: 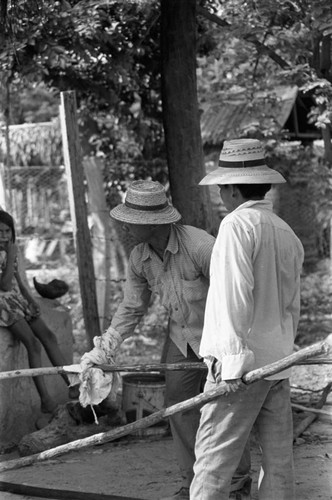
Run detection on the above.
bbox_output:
[1,0,165,182]
[269,141,332,236]
[197,0,332,141]
[2,0,329,361]
[0,83,60,124]
[0,0,332,175]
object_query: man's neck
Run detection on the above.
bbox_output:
[149,225,171,259]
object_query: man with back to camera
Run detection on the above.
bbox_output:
[190,138,304,500]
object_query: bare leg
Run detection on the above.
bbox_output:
[8,319,57,413]
[29,317,80,399]
[29,317,70,386]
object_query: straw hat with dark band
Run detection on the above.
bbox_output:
[110,180,182,225]
[199,139,286,185]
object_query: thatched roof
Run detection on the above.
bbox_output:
[200,86,318,146]
[0,120,63,166]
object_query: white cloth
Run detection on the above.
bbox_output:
[200,199,304,380]
[70,327,123,408]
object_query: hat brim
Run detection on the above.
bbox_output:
[199,166,286,185]
[110,204,182,225]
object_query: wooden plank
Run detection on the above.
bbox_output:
[0,481,145,500]
[59,91,100,348]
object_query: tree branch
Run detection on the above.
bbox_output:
[293,382,332,440]
[0,0,8,45]
[197,5,290,70]
[0,0,7,25]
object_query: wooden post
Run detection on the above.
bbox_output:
[4,81,13,212]
[0,162,8,209]
[330,217,332,268]
[60,91,100,348]
[83,157,112,332]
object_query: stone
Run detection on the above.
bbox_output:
[0,297,73,448]
[18,401,126,456]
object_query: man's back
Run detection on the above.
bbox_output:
[232,200,304,374]
[200,199,304,379]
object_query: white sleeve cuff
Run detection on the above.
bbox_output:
[221,350,255,380]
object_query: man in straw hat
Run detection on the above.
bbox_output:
[78,180,250,500]
[190,139,304,500]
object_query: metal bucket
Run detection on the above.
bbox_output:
[122,373,168,437]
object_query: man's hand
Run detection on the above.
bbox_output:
[224,378,247,393]
[79,352,95,379]
[79,327,123,376]
[68,328,124,409]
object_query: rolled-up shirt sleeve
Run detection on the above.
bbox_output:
[191,236,215,280]
[111,250,152,339]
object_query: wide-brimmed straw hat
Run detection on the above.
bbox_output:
[110,180,182,225]
[199,139,286,185]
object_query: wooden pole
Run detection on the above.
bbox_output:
[293,382,332,440]
[60,91,101,348]
[242,337,331,384]
[4,80,13,212]
[291,402,331,417]
[0,337,330,473]
[0,362,207,379]
[0,358,331,382]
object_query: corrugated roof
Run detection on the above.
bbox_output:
[200,86,298,145]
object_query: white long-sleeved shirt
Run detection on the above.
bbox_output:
[200,199,304,380]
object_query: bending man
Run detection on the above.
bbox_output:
[79,180,250,500]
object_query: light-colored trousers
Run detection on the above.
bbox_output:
[165,340,251,490]
[190,376,295,500]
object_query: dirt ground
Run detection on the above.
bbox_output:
[0,425,331,500]
[0,434,331,500]
[0,365,331,500]
[0,421,331,500]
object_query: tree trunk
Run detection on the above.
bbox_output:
[160,0,215,232]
